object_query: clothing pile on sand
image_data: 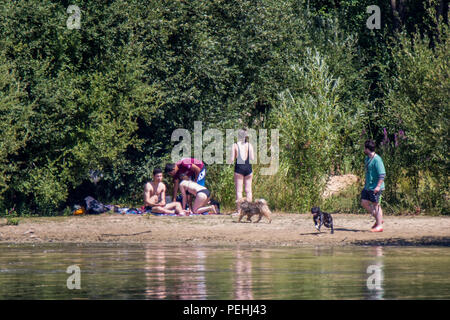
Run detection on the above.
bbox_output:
[73,196,220,216]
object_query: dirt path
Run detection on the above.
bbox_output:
[1,213,449,247]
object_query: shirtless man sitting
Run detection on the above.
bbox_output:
[178,173,218,215]
[144,168,188,215]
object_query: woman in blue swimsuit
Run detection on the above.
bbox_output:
[230,128,254,212]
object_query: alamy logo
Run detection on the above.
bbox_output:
[67,5,81,30]
[171,121,279,175]
[366,5,381,30]
[197,169,206,181]
[66,265,81,290]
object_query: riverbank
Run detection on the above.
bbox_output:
[0,213,449,246]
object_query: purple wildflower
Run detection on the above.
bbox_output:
[382,128,390,145]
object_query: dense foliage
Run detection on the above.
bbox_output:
[0,0,448,215]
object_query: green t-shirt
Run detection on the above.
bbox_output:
[364,154,386,191]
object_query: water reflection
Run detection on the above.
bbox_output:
[234,248,253,300]
[174,248,207,300]
[0,244,449,300]
[366,246,384,300]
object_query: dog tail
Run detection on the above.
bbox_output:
[255,199,267,205]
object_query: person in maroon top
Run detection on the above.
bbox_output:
[143,168,188,215]
[229,128,254,214]
[165,158,206,200]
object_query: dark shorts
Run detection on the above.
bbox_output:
[196,167,206,186]
[361,188,383,204]
[234,164,253,177]
[196,189,211,198]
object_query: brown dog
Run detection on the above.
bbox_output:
[236,198,272,223]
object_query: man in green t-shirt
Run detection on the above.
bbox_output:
[361,139,386,232]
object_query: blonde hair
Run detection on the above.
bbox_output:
[238,128,249,143]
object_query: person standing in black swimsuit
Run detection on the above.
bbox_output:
[230,128,254,213]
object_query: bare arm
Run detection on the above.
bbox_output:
[191,164,201,182]
[180,183,187,210]
[156,184,166,207]
[249,143,255,161]
[228,143,236,164]
[173,178,179,200]
[374,174,386,193]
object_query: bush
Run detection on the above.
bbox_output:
[0,0,447,215]
[0,54,32,203]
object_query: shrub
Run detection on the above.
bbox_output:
[379,17,449,214]
[268,49,365,212]
[6,217,20,226]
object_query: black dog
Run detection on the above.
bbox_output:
[311,207,334,234]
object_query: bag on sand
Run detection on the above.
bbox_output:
[73,205,86,215]
[209,199,220,214]
[84,196,108,214]
[176,194,220,213]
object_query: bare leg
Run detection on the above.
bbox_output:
[243,173,253,202]
[361,199,374,216]
[164,202,183,214]
[151,206,176,214]
[362,199,383,229]
[186,194,192,210]
[194,205,217,214]
[234,173,244,212]
[373,203,383,227]
[192,193,214,214]
[234,173,244,200]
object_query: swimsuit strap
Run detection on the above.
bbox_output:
[183,180,197,194]
[236,142,249,163]
[236,143,242,162]
[246,142,250,164]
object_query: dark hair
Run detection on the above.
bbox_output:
[164,163,175,174]
[238,128,249,143]
[153,167,162,176]
[243,127,249,143]
[364,139,376,152]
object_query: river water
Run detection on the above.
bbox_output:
[0,243,449,299]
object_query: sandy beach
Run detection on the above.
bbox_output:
[1,212,449,246]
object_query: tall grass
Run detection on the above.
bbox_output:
[266,50,364,212]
